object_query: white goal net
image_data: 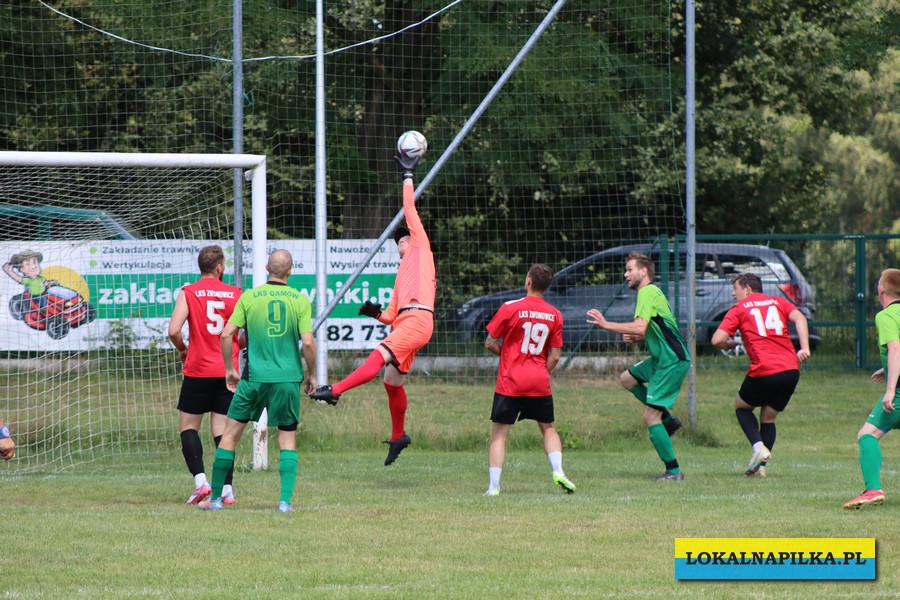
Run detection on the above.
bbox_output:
[0,152,266,473]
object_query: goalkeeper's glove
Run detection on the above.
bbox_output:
[359,300,382,319]
[393,154,420,180]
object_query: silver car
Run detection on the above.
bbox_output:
[456,243,821,352]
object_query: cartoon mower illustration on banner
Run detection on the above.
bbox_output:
[4,250,96,340]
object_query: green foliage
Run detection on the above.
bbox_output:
[672,0,900,234]
[1,0,897,296]
[102,318,138,350]
[554,422,583,449]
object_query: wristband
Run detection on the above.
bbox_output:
[0,426,9,439]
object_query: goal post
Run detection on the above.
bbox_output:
[0,151,269,473]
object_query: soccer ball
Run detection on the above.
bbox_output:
[397,130,427,160]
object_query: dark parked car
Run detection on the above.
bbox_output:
[455,243,821,353]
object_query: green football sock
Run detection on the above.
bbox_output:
[648,423,680,474]
[211,447,235,500]
[859,434,882,491]
[629,385,648,405]
[279,449,298,504]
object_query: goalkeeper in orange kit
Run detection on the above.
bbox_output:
[309,149,436,467]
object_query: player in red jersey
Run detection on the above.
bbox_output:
[310,149,436,466]
[481,263,575,496]
[168,245,242,505]
[711,273,810,477]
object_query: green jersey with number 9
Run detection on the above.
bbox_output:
[228,281,312,383]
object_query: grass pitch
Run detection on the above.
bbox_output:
[1,368,897,598]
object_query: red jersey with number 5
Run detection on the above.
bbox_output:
[486,296,563,396]
[718,292,799,377]
[181,278,242,377]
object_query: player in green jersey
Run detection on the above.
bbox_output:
[199,249,317,513]
[587,252,690,480]
[843,268,900,510]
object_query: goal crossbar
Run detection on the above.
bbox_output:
[0,151,266,170]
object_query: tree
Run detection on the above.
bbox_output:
[637,0,898,235]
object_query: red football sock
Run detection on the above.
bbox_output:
[384,381,408,442]
[332,351,385,395]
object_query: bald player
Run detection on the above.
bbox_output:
[199,249,317,513]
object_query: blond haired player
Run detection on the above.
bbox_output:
[843,268,900,509]
[587,252,689,480]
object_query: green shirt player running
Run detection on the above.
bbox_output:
[843,268,900,510]
[199,249,318,513]
[587,251,690,480]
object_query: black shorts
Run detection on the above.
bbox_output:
[738,370,800,412]
[490,393,554,425]
[177,376,233,415]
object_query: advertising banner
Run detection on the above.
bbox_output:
[0,239,398,351]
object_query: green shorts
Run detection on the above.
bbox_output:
[629,359,689,410]
[228,380,301,427]
[865,390,900,432]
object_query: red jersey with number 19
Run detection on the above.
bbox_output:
[181,278,242,378]
[486,296,563,396]
[718,292,799,378]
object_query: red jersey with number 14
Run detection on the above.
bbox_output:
[718,292,799,377]
[486,296,563,396]
[181,278,242,378]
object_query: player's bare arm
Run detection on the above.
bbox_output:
[881,339,900,413]
[546,346,561,373]
[484,334,501,356]
[587,308,648,337]
[872,368,885,383]
[711,328,739,351]
[220,321,241,392]
[788,309,812,362]
[300,331,317,394]
[167,291,190,363]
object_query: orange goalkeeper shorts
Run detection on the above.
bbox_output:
[380,308,434,374]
